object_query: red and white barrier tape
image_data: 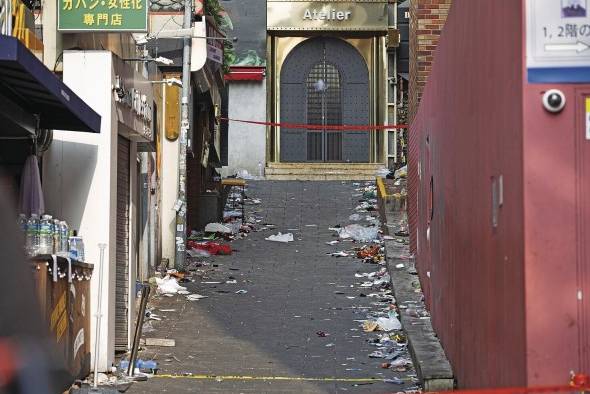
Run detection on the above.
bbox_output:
[219,117,408,131]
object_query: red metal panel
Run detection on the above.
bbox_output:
[225,66,266,82]
[410,0,528,388]
[522,85,590,385]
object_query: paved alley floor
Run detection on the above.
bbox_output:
[127,181,417,394]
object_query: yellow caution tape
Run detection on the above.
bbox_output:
[153,374,411,383]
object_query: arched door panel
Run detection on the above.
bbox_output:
[280,37,369,163]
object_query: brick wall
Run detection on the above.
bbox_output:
[408,0,452,122]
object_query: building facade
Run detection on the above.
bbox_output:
[221,0,400,179]
[43,50,158,370]
[266,0,390,168]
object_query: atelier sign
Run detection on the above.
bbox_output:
[303,8,352,21]
[267,1,387,32]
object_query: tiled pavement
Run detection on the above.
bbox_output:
[126,181,417,394]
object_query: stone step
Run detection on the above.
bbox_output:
[264,163,385,180]
[266,163,383,170]
[265,173,378,181]
[265,168,381,175]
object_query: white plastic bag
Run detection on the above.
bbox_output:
[338,224,379,242]
[265,232,294,243]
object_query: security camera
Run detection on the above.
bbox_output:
[114,75,126,100]
[542,89,566,113]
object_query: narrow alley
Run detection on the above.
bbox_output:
[127,181,418,394]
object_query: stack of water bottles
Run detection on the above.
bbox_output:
[18,213,85,262]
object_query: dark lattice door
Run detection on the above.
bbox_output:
[306,60,342,161]
[280,37,369,163]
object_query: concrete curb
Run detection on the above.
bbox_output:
[383,211,455,392]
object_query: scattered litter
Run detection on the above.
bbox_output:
[384,377,404,385]
[305,224,318,227]
[235,289,248,294]
[186,294,208,301]
[316,331,329,337]
[376,168,392,177]
[159,309,176,312]
[357,245,382,259]
[155,275,187,295]
[326,240,340,245]
[188,241,232,256]
[394,165,407,179]
[349,213,361,221]
[374,315,402,332]
[145,338,175,347]
[119,359,158,374]
[325,343,335,347]
[235,169,262,180]
[187,248,211,258]
[142,321,155,333]
[363,321,379,332]
[226,280,238,284]
[265,233,294,243]
[396,263,405,269]
[390,357,413,372]
[337,224,379,242]
[330,251,350,257]
[204,222,232,234]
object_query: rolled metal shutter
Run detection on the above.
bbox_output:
[115,136,130,352]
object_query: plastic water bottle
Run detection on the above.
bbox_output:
[120,359,158,373]
[38,215,54,255]
[69,234,85,262]
[53,219,61,255]
[69,236,79,260]
[18,214,27,233]
[18,214,27,254]
[25,214,40,256]
[60,221,69,256]
[78,236,85,262]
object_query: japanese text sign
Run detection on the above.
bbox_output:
[58,0,148,32]
[527,0,590,82]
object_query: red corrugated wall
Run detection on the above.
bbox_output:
[410,0,528,388]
